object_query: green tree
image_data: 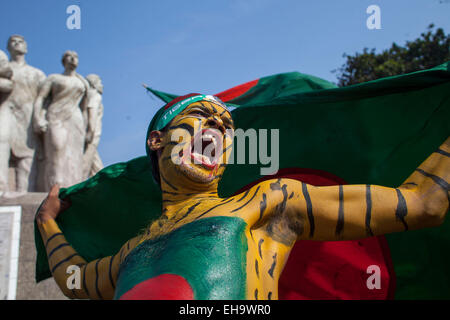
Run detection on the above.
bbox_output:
[335,24,450,87]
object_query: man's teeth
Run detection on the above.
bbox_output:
[203,134,217,148]
[191,152,214,165]
[190,132,220,166]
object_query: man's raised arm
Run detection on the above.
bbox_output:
[294,137,449,241]
[257,137,449,242]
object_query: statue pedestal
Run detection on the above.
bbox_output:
[0,193,67,300]
[8,167,15,191]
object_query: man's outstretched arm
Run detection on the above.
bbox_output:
[296,136,450,241]
[256,137,449,242]
[36,185,140,299]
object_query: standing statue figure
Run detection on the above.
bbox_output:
[1,35,46,192]
[0,50,13,95]
[34,50,89,190]
[83,74,104,178]
[0,49,14,193]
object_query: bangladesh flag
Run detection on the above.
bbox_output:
[35,62,450,299]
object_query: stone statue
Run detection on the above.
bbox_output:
[0,35,46,193]
[33,50,89,190]
[0,49,14,193]
[36,94,450,299]
[83,74,104,178]
[0,50,13,93]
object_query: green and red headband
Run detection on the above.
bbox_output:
[152,93,228,131]
[146,93,229,157]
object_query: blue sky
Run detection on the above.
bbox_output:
[1,0,449,166]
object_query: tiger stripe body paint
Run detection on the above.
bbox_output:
[36,91,450,300]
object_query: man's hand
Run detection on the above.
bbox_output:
[36,185,71,224]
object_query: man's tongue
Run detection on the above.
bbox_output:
[191,136,216,167]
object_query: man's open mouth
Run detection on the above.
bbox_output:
[181,128,223,170]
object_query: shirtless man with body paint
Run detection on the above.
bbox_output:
[36,94,450,300]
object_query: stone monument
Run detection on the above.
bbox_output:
[0,49,14,195]
[0,35,105,299]
[83,74,104,178]
[2,35,46,193]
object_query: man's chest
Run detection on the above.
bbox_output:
[116,216,249,299]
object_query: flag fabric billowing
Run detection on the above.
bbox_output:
[35,63,450,299]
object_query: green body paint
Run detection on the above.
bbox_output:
[114,216,249,300]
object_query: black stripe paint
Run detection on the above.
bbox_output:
[268,253,277,278]
[167,123,194,136]
[236,189,251,202]
[160,173,178,191]
[365,185,374,236]
[108,255,116,289]
[255,289,259,300]
[174,202,201,224]
[336,185,344,236]
[162,190,181,195]
[45,233,64,248]
[223,143,233,153]
[435,148,450,158]
[195,198,234,220]
[276,185,289,214]
[51,253,80,273]
[268,292,272,300]
[83,262,90,298]
[395,189,408,231]
[416,168,450,206]
[119,246,125,264]
[209,102,218,114]
[401,182,418,187]
[48,242,70,259]
[231,186,260,213]
[259,193,267,221]
[249,228,254,241]
[255,260,259,278]
[95,259,103,300]
[301,183,315,238]
[415,169,450,194]
[258,239,264,258]
[270,179,282,191]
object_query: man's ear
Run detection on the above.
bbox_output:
[148,130,164,151]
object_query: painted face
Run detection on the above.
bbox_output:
[156,100,234,189]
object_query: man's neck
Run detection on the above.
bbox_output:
[10,53,26,66]
[63,69,76,76]
[160,188,220,216]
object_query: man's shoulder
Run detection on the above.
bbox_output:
[13,63,46,78]
[26,64,46,77]
[46,73,61,80]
